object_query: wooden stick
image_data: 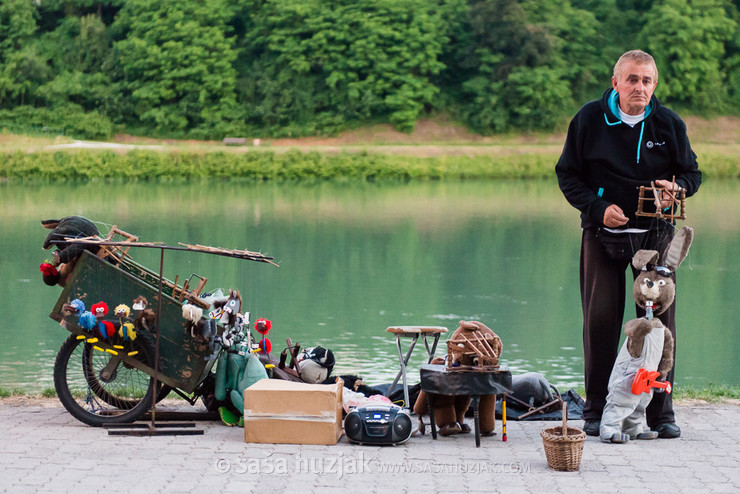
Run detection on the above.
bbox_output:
[460,334,485,358]
[470,331,492,357]
[474,330,498,358]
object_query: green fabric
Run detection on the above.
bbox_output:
[214,347,268,418]
[218,406,241,426]
[230,355,268,412]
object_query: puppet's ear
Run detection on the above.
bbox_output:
[663,226,694,271]
[41,219,61,229]
[632,250,659,271]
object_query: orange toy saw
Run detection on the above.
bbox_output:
[631,368,672,395]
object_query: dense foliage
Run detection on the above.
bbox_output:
[0,0,738,139]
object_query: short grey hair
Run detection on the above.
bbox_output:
[613,50,658,81]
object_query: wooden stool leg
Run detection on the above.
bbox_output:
[428,393,437,440]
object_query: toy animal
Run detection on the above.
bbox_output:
[414,320,502,436]
[296,346,335,383]
[40,216,100,286]
[212,290,242,328]
[600,226,693,443]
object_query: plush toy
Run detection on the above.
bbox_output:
[253,317,272,355]
[600,226,692,443]
[40,216,100,286]
[214,347,268,426]
[182,303,204,337]
[296,346,335,384]
[211,289,242,327]
[414,320,502,437]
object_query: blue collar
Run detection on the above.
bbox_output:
[608,89,652,122]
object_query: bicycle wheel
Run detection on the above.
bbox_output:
[80,333,171,409]
[54,334,156,427]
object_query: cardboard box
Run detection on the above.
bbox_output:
[243,378,344,445]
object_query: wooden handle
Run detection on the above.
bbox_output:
[561,400,568,436]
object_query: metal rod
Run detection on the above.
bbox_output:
[150,248,164,427]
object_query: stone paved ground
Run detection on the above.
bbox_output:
[0,401,738,494]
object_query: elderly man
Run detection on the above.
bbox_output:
[555,50,701,438]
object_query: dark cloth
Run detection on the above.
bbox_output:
[580,227,676,427]
[42,216,100,263]
[555,88,701,230]
[557,88,697,428]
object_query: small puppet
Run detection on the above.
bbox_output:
[600,226,692,443]
[415,320,502,437]
[182,303,204,337]
[62,298,86,317]
[91,301,114,339]
[253,317,272,355]
[91,302,108,320]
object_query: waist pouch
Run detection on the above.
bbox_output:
[595,228,651,262]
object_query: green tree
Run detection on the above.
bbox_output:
[637,0,736,112]
[455,0,572,133]
[112,0,239,135]
[722,0,740,111]
[237,0,446,135]
[0,0,36,62]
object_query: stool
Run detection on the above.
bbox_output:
[420,364,512,447]
[385,325,448,409]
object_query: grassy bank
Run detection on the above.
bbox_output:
[2,384,739,405]
[1,146,739,181]
[0,148,562,181]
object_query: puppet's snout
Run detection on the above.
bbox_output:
[639,278,660,300]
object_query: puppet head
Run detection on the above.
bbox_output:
[114,304,131,319]
[631,226,693,315]
[91,302,109,319]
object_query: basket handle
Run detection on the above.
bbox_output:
[561,400,568,436]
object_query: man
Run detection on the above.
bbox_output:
[555,50,701,438]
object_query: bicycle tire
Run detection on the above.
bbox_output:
[54,334,156,427]
[79,334,170,409]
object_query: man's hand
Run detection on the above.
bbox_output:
[655,179,681,209]
[603,204,629,228]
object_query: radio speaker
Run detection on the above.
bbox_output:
[344,404,412,446]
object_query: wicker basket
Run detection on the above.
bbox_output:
[540,402,586,471]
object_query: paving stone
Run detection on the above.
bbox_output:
[0,403,738,492]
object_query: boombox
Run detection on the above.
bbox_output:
[344,404,412,446]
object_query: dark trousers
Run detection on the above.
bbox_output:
[580,227,676,427]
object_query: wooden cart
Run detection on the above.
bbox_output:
[49,233,275,428]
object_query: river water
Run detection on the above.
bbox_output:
[1,179,737,392]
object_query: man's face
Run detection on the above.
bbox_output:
[612,61,657,115]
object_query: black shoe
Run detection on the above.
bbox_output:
[583,419,600,436]
[654,423,681,438]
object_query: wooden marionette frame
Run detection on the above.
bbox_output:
[635,176,687,221]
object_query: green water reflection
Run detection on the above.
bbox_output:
[1,179,737,391]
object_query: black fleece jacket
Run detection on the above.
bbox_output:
[556,88,701,229]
